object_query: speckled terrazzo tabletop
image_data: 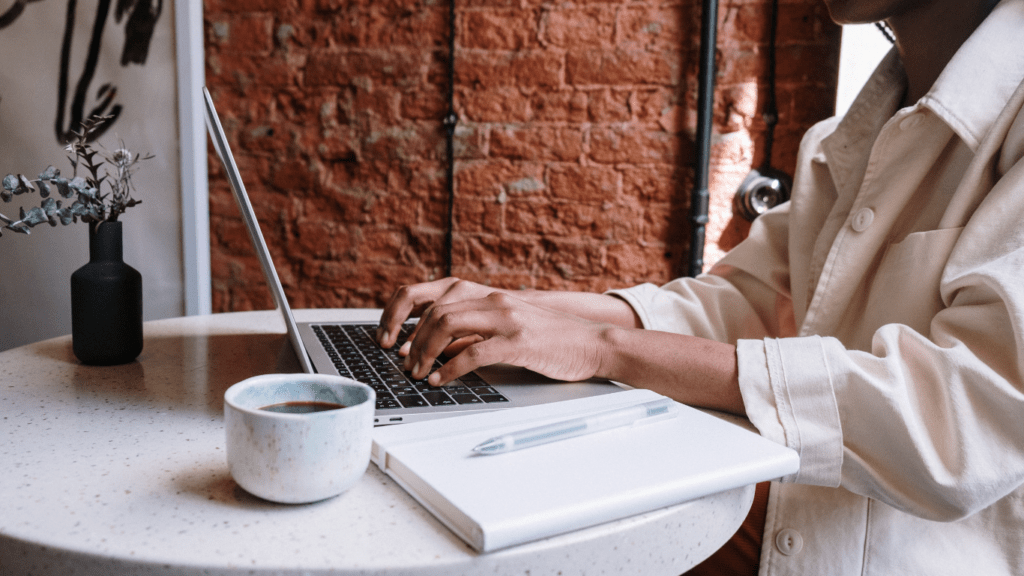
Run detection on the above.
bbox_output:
[0,309,753,575]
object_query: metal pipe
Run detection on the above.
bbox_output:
[444,0,457,278]
[687,0,718,277]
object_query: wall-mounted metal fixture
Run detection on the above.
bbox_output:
[734,167,791,220]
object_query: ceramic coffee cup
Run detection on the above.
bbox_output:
[224,373,375,504]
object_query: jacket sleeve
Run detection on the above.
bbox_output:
[609,200,796,344]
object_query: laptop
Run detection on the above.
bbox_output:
[202,87,622,425]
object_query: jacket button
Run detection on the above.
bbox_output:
[775,528,803,556]
[851,208,874,232]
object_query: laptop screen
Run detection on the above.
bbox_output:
[202,86,315,374]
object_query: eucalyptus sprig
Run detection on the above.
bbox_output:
[1,116,153,237]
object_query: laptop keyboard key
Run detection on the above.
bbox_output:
[421,391,456,406]
[398,395,429,408]
[479,394,510,403]
[450,394,483,405]
[376,397,401,410]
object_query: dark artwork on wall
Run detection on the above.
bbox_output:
[0,0,163,143]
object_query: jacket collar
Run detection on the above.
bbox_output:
[817,0,1024,195]
[923,0,1024,151]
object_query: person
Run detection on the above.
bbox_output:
[375,0,1024,572]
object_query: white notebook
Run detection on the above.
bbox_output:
[371,389,799,552]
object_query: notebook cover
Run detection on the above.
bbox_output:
[371,389,799,552]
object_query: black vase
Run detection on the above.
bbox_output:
[71,221,143,365]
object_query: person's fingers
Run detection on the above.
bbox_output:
[378,278,461,347]
[429,338,509,386]
[398,326,480,359]
[443,334,484,357]
[404,296,514,379]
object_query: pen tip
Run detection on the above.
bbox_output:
[471,439,504,454]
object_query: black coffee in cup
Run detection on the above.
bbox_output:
[259,401,345,414]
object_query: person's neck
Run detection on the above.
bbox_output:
[888,0,999,108]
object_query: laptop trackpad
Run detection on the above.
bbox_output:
[473,363,561,385]
[468,362,614,389]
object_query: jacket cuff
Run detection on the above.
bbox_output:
[737,336,844,487]
[605,283,660,330]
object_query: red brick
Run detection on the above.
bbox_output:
[462,9,539,51]
[566,49,680,86]
[441,124,480,161]
[546,164,619,203]
[364,6,448,48]
[505,199,643,241]
[316,127,359,162]
[531,90,589,123]
[504,201,595,237]
[621,164,686,203]
[457,50,562,88]
[305,49,425,87]
[402,89,448,121]
[207,14,275,54]
[605,242,657,281]
[632,88,678,124]
[616,6,687,50]
[456,160,546,200]
[589,126,682,165]
[455,235,546,271]
[352,86,402,125]
[206,0,298,13]
[541,237,606,277]
[454,198,503,234]
[207,53,301,90]
[776,43,840,84]
[586,88,631,123]
[460,87,531,123]
[716,48,764,84]
[720,3,768,45]
[777,1,838,44]
[362,124,444,163]
[542,7,616,48]
[291,217,349,260]
[490,127,584,161]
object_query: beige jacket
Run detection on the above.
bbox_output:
[611,1,1024,573]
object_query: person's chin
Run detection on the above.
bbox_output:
[822,0,892,25]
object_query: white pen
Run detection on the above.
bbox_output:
[471,398,678,455]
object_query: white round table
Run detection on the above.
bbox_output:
[0,310,753,575]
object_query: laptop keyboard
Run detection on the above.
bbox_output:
[311,323,510,411]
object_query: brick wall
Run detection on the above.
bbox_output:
[204,0,840,312]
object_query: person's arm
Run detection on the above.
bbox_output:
[598,325,744,414]
[393,290,745,414]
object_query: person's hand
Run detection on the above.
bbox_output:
[375,277,744,414]
[396,290,610,386]
[376,277,508,353]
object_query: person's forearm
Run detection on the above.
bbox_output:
[514,290,643,329]
[596,326,745,415]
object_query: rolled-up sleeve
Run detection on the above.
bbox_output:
[737,336,844,487]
